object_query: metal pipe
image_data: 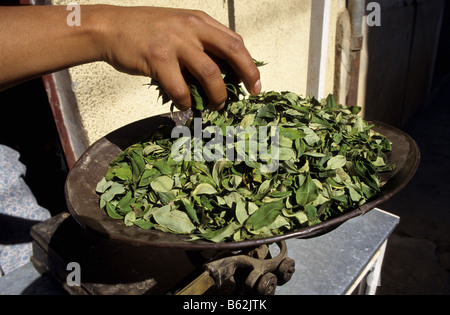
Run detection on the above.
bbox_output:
[307,0,332,99]
[346,0,365,107]
[348,0,365,38]
[227,0,236,32]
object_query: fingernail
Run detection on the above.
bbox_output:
[253,79,262,95]
[209,101,226,111]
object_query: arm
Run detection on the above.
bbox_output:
[0,5,261,110]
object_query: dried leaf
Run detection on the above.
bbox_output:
[193,183,218,195]
[153,205,196,234]
[296,175,318,206]
[150,176,174,193]
[98,66,394,243]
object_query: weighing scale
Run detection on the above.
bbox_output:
[30,113,419,295]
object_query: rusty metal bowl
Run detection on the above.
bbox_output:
[65,112,420,250]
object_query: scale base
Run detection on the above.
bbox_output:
[30,212,201,295]
[30,212,295,295]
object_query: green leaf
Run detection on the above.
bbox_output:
[193,183,218,195]
[256,103,277,119]
[246,202,283,231]
[129,149,146,182]
[133,219,155,230]
[106,202,124,220]
[345,182,363,202]
[153,205,196,234]
[301,127,320,145]
[305,204,318,221]
[229,174,242,189]
[326,93,338,109]
[96,177,113,194]
[278,147,297,161]
[284,109,303,116]
[181,198,200,224]
[143,144,164,156]
[124,211,136,226]
[283,92,299,105]
[157,191,176,205]
[332,133,343,145]
[152,160,172,175]
[113,165,133,182]
[212,160,227,187]
[326,155,347,170]
[101,182,125,207]
[138,168,158,187]
[101,75,394,242]
[282,208,308,225]
[240,114,255,128]
[295,175,318,206]
[254,179,271,200]
[117,190,133,210]
[189,84,205,111]
[150,176,174,193]
[279,127,305,140]
[224,191,244,208]
[235,198,249,224]
[201,222,242,243]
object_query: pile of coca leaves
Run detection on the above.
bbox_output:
[96,91,394,243]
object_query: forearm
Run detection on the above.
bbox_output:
[0,5,104,90]
[0,5,260,110]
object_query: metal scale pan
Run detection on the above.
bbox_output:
[64,112,420,251]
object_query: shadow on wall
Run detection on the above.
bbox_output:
[363,0,445,128]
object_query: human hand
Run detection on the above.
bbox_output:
[95,6,261,111]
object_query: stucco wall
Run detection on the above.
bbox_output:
[233,0,311,94]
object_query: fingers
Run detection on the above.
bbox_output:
[149,48,192,111]
[145,9,261,111]
[158,71,191,111]
[181,48,227,111]
[150,46,227,111]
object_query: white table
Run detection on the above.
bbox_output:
[276,208,398,295]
